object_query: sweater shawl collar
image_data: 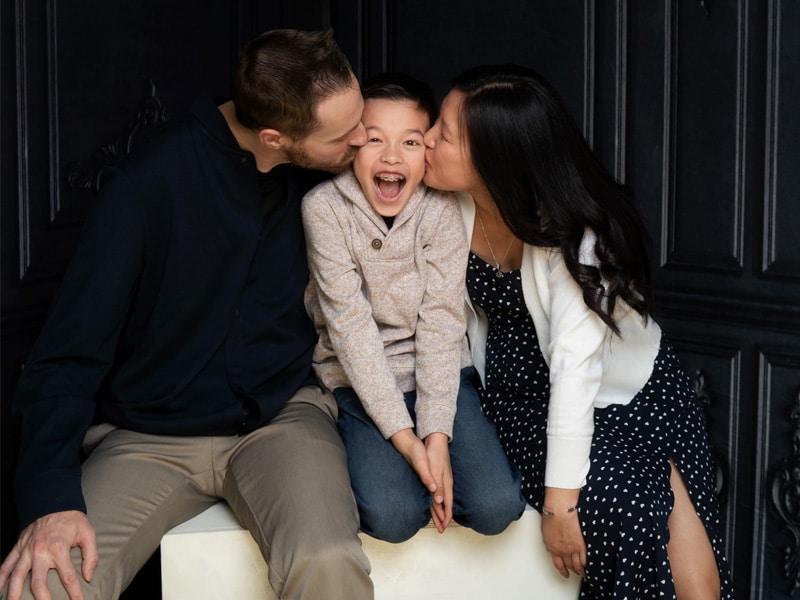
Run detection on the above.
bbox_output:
[332,169,429,232]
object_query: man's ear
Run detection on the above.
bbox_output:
[258,128,286,149]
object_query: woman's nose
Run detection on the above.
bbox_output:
[423,129,435,148]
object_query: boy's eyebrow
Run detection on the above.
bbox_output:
[365,124,426,137]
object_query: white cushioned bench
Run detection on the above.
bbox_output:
[161,502,580,599]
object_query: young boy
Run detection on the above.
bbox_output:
[302,73,525,543]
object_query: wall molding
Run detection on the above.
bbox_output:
[662,0,747,273]
[655,286,800,334]
[613,0,628,181]
[769,389,800,595]
[756,349,800,593]
[66,80,168,194]
[762,0,799,282]
[583,0,596,145]
[692,369,730,507]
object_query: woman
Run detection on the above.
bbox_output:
[423,64,734,599]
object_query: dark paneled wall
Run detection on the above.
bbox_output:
[3,1,798,598]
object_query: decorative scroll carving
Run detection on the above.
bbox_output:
[67,79,169,193]
[770,391,800,595]
[691,370,728,505]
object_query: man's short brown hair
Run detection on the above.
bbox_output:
[231,29,355,139]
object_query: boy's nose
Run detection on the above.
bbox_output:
[382,146,401,163]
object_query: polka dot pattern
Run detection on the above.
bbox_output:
[466,253,549,511]
[467,252,734,599]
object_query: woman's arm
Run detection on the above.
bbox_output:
[540,236,609,491]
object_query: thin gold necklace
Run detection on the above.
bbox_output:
[476,211,514,278]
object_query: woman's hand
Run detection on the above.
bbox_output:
[541,488,586,578]
[424,433,453,532]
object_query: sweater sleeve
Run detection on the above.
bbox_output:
[13,168,146,527]
[413,193,468,440]
[302,187,413,438]
[543,233,610,490]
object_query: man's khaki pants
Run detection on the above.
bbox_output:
[9,386,373,600]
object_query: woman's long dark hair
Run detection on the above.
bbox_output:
[454,64,652,333]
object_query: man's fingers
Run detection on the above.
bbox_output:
[29,559,54,600]
[52,548,84,600]
[0,547,20,590]
[6,554,32,600]
[78,535,98,583]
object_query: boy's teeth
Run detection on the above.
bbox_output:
[376,174,405,182]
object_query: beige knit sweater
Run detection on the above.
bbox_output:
[302,170,472,440]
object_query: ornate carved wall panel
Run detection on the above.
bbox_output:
[760,349,800,597]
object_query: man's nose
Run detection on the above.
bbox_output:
[349,123,367,147]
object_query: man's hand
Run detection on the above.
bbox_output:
[424,433,453,532]
[0,510,97,600]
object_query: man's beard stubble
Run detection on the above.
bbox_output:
[285,143,357,174]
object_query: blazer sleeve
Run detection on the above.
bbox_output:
[542,234,610,490]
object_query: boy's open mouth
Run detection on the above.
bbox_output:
[374,173,406,202]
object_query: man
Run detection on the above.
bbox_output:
[0,29,371,600]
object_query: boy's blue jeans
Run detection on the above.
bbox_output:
[334,367,525,543]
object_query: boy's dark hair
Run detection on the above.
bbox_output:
[231,29,355,139]
[361,72,438,126]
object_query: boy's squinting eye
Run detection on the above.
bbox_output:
[368,137,382,143]
[404,140,422,147]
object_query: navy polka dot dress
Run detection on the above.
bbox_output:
[467,252,734,599]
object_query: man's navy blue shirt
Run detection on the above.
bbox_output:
[13,96,325,527]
